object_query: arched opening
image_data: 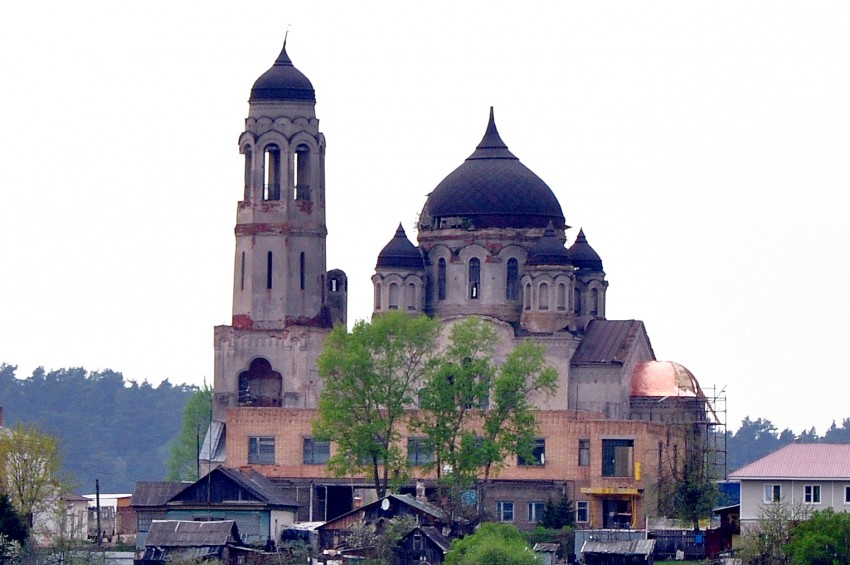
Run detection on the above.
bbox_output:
[389,283,399,309]
[243,146,252,200]
[469,258,481,300]
[574,287,582,315]
[591,288,599,316]
[294,144,311,200]
[506,258,519,300]
[263,144,281,201]
[539,283,549,310]
[240,251,246,291]
[524,283,531,310]
[406,283,416,310]
[238,358,282,407]
[437,258,447,300]
[300,252,306,290]
[557,283,567,310]
[374,283,382,310]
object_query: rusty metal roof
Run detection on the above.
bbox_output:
[571,320,648,365]
[145,520,241,547]
[730,443,850,479]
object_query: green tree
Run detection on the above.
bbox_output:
[416,320,557,518]
[166,382,213,481]
[540,495,574,530]
[314,312,442,497]
[786,508,850,565]
[0,424,64,527]
[0,492,28,556]
[446,522,540,565]
[737,501,808,565]
[656,426,719,530]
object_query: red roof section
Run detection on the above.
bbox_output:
[730,443,850,479]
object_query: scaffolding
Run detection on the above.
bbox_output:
[702,384,728,481]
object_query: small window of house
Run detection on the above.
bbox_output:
[528,502,545,523]
[496,501,514,522]
[764,484,782,503]
[303,438,330,465]
[576,501,589,523]
[518,438,545,466]
[407,437,434,466]
[602,439,634,477]
[248,436,275,464]
[804,485,821,504]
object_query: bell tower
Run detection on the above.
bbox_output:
[211,41,345,426]
[232,41,329,329]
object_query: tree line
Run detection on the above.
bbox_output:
[0,363,194,493]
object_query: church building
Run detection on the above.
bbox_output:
[205,41,716,532]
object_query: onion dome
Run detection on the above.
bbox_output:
[568,229,603,271]
[250,42,316,102]
[376,224,424,269]
[421,108,565,230]
[527,221,572,266]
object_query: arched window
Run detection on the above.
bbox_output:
[263,144,281,201]
[574,287,581,314]
[591,288,599,316]
[539,283,549,310]
[300,252,306,290]
[524,283,531,310]
[330,278,339,292]
[374,283,382,310]
[243,147,252,200]
[294,144,311,200]
[469,258,481,300]
[437,258,447,300]
[266,251,273,290]
[506,258,519,300]
[406,283,416,310]
[389,283,399,309]
[557,283,567,310]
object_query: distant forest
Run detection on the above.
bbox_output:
[0,363,194,493]
[1,362,848,493]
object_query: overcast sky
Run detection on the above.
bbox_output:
[1,1,848,436]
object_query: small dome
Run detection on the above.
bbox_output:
[250,42,316,102]
[630,361,700,398]
[376,224,424,270]
[421,108,565,230]
[527,222,571,266]
[568,229,603,271]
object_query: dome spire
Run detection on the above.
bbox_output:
[468,107,517,161]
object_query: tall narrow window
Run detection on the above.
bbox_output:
[294,145,311,200]
[506,258,519,300]
[406,283,416,310]
[263,144,281,201]
[300,252,306,290]
[240,252,246,290]
[539,283,549,310]
[557,283,567,310]
[389,283,399,309]
[437,258,447,300]
[591,288,599,316]
[524,283,531,310]
[266,251,273,290]
[573,287,582,314]
[243,147,252,200]
[469,258,480,300]
[579,439,590,467]
[374,283,382,310]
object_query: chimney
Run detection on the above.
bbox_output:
[416,479,426,502]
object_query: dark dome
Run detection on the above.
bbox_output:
[250,42,315,102]
[568,229,603,271]
[376,224,424,270]
[527,222,572,266]
[421,108,565,230]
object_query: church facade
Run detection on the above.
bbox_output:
[206,41,715,531]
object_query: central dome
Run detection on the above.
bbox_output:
[420,109,565,231]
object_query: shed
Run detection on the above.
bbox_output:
[139,520,250,565]
[533,542,560,565]
[580,539,655,565]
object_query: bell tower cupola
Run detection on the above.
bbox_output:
[232,41,330,329]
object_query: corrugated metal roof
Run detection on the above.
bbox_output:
[132,482,190,507]
[145,520,240,547]
[418,526,451,552]
[571,320,646,365]
[216,467,298,506]
[580,539,655,556]
[729,443,850,479]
